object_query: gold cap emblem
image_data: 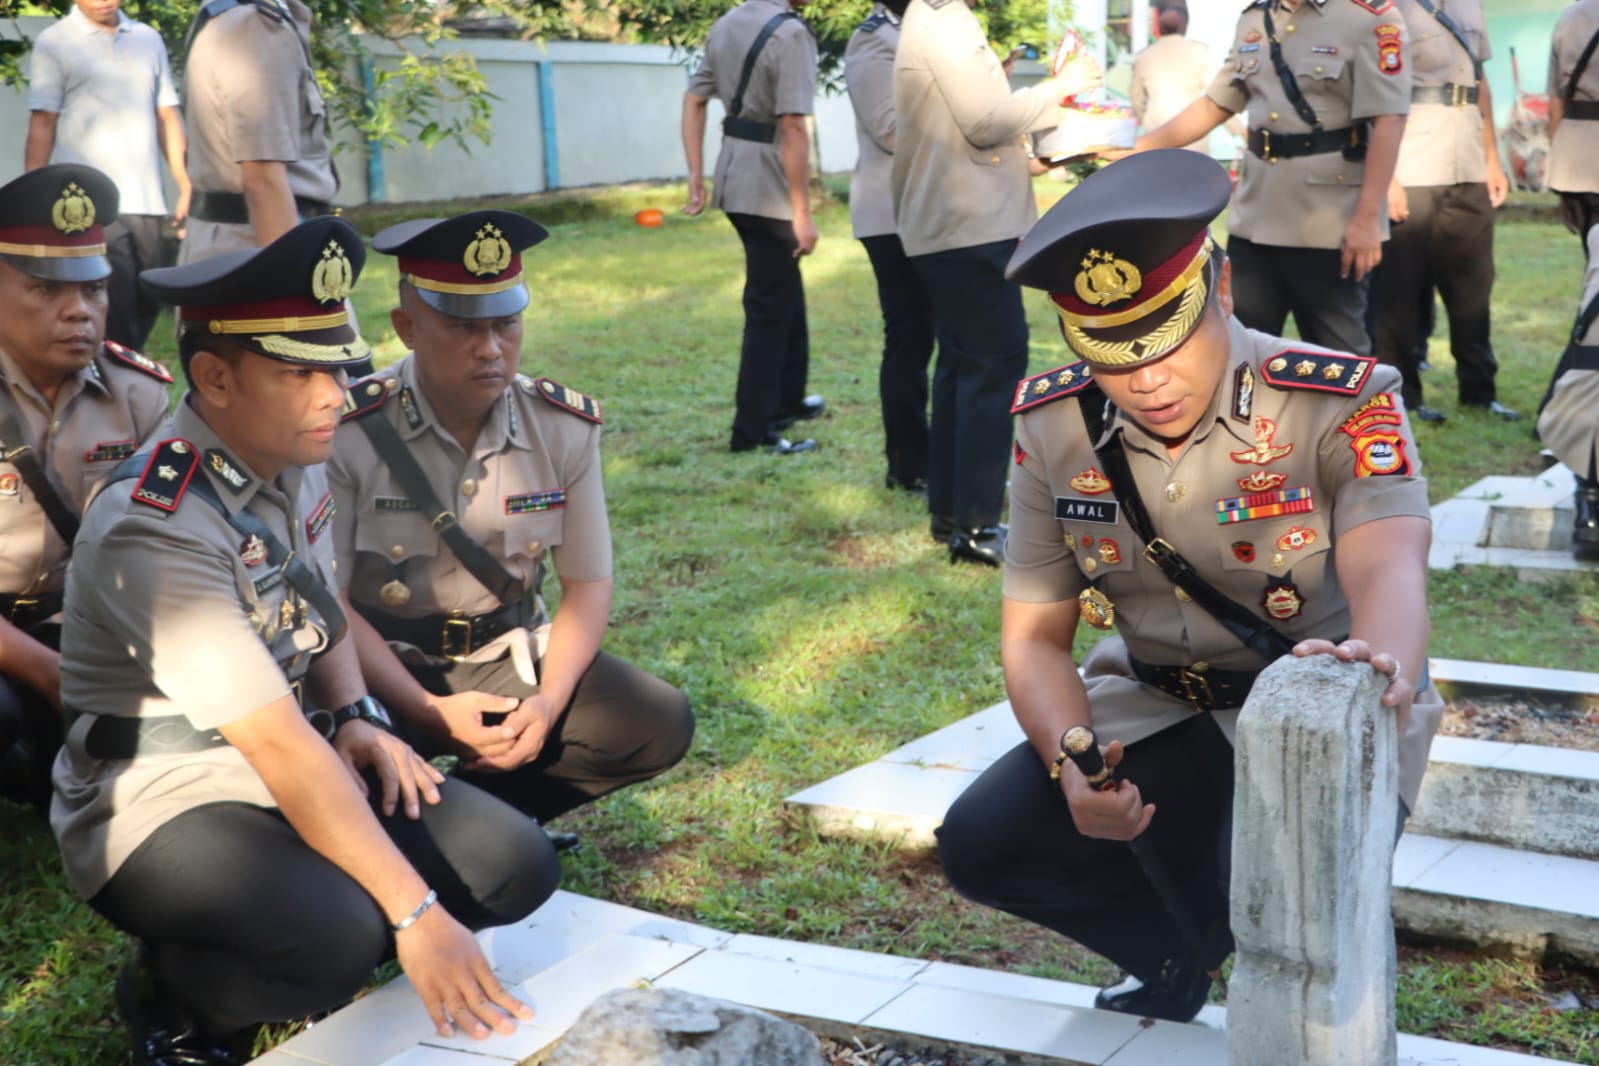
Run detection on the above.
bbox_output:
[463,223,513,277]
[51,182,96,235]
[1073,249,1142,308]
[311,241,354,304]
[1078,587,1116,629]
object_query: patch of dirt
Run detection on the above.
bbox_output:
[1438,697,1599,752]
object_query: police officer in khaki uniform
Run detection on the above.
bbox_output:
[1130,6,1219,151]
[1548,0,1599,240]
[1538,226,1599,561]
[1132,0,1412,358]
[892,0,1102,564]
[181,0,337,263]
[682,0,826,455]
[329,211,693,833]
[937,150,1440,1023]
[1373,0,1516,424]
[52,218,555,1066]
[846,1,936,493]
[0,164,169,811]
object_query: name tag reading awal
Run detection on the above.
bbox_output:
[1055,497,1121,524]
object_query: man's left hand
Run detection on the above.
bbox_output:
[1291,638,1414,711]
[462,693,557,773]
[1486,165,1509,208]
[334,719,446,819]
[1339,213,1383,281]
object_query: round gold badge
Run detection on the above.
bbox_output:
[1078,587,1115,629]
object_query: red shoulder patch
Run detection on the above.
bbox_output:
[1011,363,1094,414]
[340,376,394,423]
[103,340,173,384]
[530,377,602,424]
[1374,22,1403,72]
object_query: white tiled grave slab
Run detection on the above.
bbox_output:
[1430,463,1598,575]
[253,889,1586,1066]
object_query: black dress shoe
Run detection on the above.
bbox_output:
[948,526,1006,567]
[1411,405,1446,424]
[730,432,818,455]
[929,514,954,543]
[1093,955,1213,1023]
[1575,481,1599,562]
[770,395,826,431]
[1463,399,1521,420]
[1416,359,1433,372]
[885,475,928,495]
[532,818,582,853]
[118,950,242,1066]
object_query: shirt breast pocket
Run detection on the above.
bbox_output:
[354,509,438,568]
[501,506,565,565]
[1059,523,1138,581]
[1216,514,1333,596]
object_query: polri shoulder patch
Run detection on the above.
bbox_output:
[102,340,173,384]
[1011,363,1093,414]
[857,11,889,32]
[340,377,395,423]
[131,439,199,513]
[532,377,602,424]
[1260,350,1375,395]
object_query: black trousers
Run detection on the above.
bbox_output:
[726,212,811,449]
[1559,191,1599,243]
[1228,236,1373,357]
[861,234,936,487]
[103,214,167,352]
[407,650,694,821]
[909,240,1030,531]
[938,715,1236,984]
[0,623,61,810]
[1372,183,1499,407]
[91,778,560,1034]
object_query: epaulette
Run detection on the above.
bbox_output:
[857,12,889,33]
[340,376,398,423]
[1348,0,1394,14]
[526,376,602,424]
[1260,350,1376,395]
[1011,362,1094,414]
[131,439,199,513]
[103,340,173,384]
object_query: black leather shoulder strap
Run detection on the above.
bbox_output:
[730,12,802,119]
[1261,4,1321,129]
[1410,0,1483,81]
[0,390,80,546]
[1567,25,1599,103]
[350,403,525,606]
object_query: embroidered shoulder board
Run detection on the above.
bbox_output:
[340,376,397,423]
[252,0,290,23]
[1260,350,1376,395]
[1348,0,1395,15]
[924,0,957,9]
[529,377,602,424]
[1011,363,1094,414]
[131,439,199,513]
[858,12,889,32]
[103,340,173,384]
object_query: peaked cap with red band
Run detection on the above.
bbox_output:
[1006,150,1232,370]
[0,164,117,283]
[140,216,370,369]
[374,209,549,319]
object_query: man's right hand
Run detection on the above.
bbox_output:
[421,690,522,760]
[792,214,818,257]
[1059,739,1156,841]
[397,904,533,1039]
[684,175,707,216]
[1387,179,1409,224]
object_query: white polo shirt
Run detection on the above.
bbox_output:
[27,7,179,217]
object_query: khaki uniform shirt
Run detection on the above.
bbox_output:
[688,0,817,221]
[180,0,337,263]
[1131,35,1216,151]
[327,359,611,667]
[0,344,169,600]
[845,7,900,240]
[1208,0,1412,249]
[1548,0,1599,194]
[52,400,340,898]
[1537,227,1599,472]
[1392,0,1490,187]
[1005,317,1440,808]
[892,0,1071,257]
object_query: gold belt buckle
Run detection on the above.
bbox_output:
[441,614,473,659]
[1259,129,1275,162]
[1179,661,1215,710]
[1452,84,1468,107]
[8,595,38,622]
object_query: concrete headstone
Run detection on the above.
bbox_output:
[544,986,827,1066]
[1228,654,1400,1066]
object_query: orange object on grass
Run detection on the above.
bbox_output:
[634,208,664,228]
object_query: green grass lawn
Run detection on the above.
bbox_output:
[2,180,1596,1064]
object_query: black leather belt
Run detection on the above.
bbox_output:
[0,591,64,630]
[75,682,316,760]
[190,190,332,226]
[1412,83,1478,106]
[1129,656,1261,712]
[1566,100,1599,120]
[722,116,777,144]
[358,598,535,660]
[1247,124,1364,162]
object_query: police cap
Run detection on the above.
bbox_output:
[373,210,548,319]
[1007,149,1232,370]
[0,164,118,283]
[141,216,370,369]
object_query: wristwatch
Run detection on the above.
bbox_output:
[331,695,394,733]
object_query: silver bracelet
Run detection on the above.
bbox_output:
[391,889,437,933]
